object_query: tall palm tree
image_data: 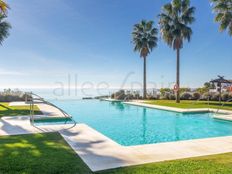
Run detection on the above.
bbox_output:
[158,0,195,103]
[0,14,11,45]
[132,20,158,99]
[211,0,232,36]
[0,0,9,15]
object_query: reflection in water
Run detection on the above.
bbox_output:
[110,101,125,111]
[174,114,181,140]
[142,108,147,142]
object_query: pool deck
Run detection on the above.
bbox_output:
[123,101,232,121]
[1,101,232,172]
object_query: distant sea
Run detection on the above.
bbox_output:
[3,88,157,101]
[18,88,116,100]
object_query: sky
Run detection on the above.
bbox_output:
[1,0,232,91]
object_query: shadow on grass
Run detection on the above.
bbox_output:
[0,104,12,110]
[0,133,93,174]
[0,127,127,174]
[208,102,232,107]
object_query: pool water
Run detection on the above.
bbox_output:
[52,100,232,146]
[34,117,73,125]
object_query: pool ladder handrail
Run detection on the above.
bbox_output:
[26,92,77,126]
[123,95,130,102]
[215,98,232,114]
[192,96,210,106]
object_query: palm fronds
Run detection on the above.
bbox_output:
[0,14,11,45]
[132,20,158,58]
[211,0,232,36]
[158,0,195,49]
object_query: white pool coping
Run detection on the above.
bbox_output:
[1,101,232,171]
[123,101,232,121]
[1,116,232,171]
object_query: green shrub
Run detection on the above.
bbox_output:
[160,88,172,96]
[169,94,176,100]
[222,93,230,101]
[111,90,125,100]
[0,89,27,102]
[192,92,201,100]
[211,93,220,101]
[202,92,212,100]
[229,93,232,101]
[180,92,192,100]
[179,88,191,94]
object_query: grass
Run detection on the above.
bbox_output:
[0,133,91,174]
[145,100,232,111]
[98,153,232,174]
[0,102,42,117]
[0,133,232,174]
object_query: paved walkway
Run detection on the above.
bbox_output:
[1,101,232,172]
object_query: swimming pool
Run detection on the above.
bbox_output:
[52,100,232,146]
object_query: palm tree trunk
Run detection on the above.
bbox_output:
[143,56,147,99]
[176,48,180,103]
[219,83,222,103]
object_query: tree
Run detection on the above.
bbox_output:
[0,0,9,15]
[204,82,215,89]
[0,14,11,45]
[211,0,232,36]
[132,20,158,99]
[158,0,195,103]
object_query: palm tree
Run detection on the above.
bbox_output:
[158,0,195,103]
[0,14,11,45]
[211,0,232,36]
[132,20,158,99]
[0,0,9,15]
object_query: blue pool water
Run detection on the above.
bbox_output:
[52,100,232,146]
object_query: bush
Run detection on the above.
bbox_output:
[169,94,176,100]
[192,92,201,100]
[0,89,27,102]
[196,87,209,95]
[222,93,230,101]
[229,93,232,101]
[179,88,191,94]
[180,92,192,100]
[160,88,172,96]
[111,90,126,100]
[163,93,170,100]
[147,94,160,100]
[211,93,220,101]
[202,92,212,100]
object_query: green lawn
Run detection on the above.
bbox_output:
[99,153,232,174]
[145,100,232,111]
[0,133,91,174]
[1,133,232,174]
[0,102,42,117]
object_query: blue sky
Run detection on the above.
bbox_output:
[1,0,231,90]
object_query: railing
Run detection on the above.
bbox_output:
[123,96,130,102]
[26,92,76,126]
[216,98,232,114]
[192,96,210,106]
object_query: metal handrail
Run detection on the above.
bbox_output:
[191,96,210,106]
[216,98,232,114]
[27,92,76,126]
[123,96,130,102]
